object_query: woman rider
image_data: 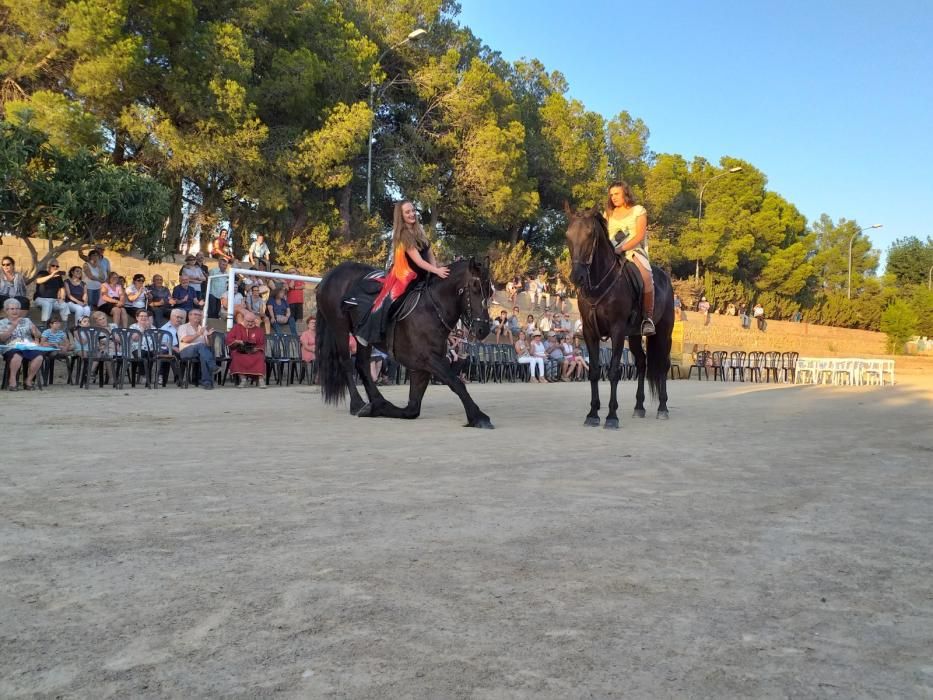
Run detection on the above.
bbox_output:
[605,181,655,335]
[357,200,448,344]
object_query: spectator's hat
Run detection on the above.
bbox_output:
[532,330,542,336]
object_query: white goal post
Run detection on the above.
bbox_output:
[205,267,322,330]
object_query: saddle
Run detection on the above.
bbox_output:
[344,271,424,352]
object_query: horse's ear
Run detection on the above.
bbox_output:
[589,204,603,218]
[563,200,574,217]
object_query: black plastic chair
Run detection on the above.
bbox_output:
[746,351,765,383]
[729,351,747,381]
[72,327,114,389]
[146,329,180,388]
[688,351,710,380]
[210,331,231,386]
[710,351,728,381]
[781,352,799,383]
[763,351,782,383]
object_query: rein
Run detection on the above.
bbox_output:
[426,266,490,336]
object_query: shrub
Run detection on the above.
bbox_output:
[880,299,919,354]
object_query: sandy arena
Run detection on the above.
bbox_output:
[2,369,932,698]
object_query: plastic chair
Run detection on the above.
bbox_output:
[729,351,747,381]
[763,351,782,383]
[688,351,709,380]
[781,352,799,383]
[146,329,180,388]
[746,351,765,383]
[72,327,113,389]
[710,351,728,381]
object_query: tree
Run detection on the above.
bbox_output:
[0,119,171,277]
[880,299,918,354]
[886,236,933,287]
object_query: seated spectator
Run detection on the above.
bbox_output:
[493,309,512,344]
[506,276,521,305]
[447,329,470,382]
[299,317,316,365]
[89,309,120,357]
[72,315,93,356]
[545,332,564,381]
[508,306,521,335]
[753,302,766,331]
[726,302,737,316]
[553,278,568,313]
[244,284,267,331]
[210,228,234,262]
[537,311,553,334]
[0,299,44,390]
[64,266,91,323]
[558,312,573,335]
[33,259,71,323]
[573,317,583,335]
[523,314,536,335]
[40,315,72,356]
[0,257,30,310]
[515,330,544,383]
[226,311,267,388]
[170,274,204,315]
[178,308,218,389]
[530,330,549,382]
[179,255,207,294]
[98,272,129,327]
[159,308,186,352]
[147,274,171,326]
[572,336,589,378]
[124,274,149,321]
[674,294,687,322]
[560,336,578,380]
[266,286,296,335]
[128,309,156,354]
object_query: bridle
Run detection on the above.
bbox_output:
[428,264,491,336]
[570,215,622,307]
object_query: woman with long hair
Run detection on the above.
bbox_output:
[357,200,449,344]
[605,181,655,335]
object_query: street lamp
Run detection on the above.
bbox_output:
[847,223,883,299]
[366,28,427,213]
[694,166,743,281]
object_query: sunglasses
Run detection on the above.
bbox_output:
[50,264,60,268]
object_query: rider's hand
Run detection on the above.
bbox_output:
[434,266,450,279]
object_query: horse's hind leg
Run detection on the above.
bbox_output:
[361,369,429,419]
[354,345,404,417]
[629,334,647,418]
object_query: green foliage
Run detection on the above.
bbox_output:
[0,0,906,331]
[488,240,532,285]
[880,299,919,354]
[0,119,171,272]
[886,236,933,287]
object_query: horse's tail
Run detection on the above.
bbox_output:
[316,308,346,405]
[645,333,670,400]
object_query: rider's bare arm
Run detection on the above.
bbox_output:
[615,212,648,253]
[406,246,449,279]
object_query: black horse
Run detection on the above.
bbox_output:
[565,207,675,427]
[315,258,495,428]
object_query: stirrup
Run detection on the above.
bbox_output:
[343,297,358,306]
[355,334,369,347]
[641,318,656,336]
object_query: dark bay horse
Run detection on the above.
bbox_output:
[315,258,495,428]
[565,208,675,427]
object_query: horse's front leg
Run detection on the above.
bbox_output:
[629,334,647,418]
[428,355,493,429]
[603,342,626,430]
[584,333,601,426]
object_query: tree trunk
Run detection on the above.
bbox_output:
[338,185,352,239]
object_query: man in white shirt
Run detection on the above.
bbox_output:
[207,257,230,319]
[248,234,270,266]
[159,309,186,353]
[177,308,218,389]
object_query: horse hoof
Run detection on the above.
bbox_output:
[633,408,646,418]
[470,418,494,429]
[350,404,363,416]
[584,416,600,427]
[357,403,372,417]
[657,410,670,420]
[604,418,619,430]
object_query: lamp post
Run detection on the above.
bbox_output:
[847,223,883,299]
[927,264,932,290]
[366,28,427,214]
[694,166,743,282]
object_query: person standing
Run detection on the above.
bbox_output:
[286,269,305,326]
[207,257,230,319]
[605,181,655,335]
[81,249,106,308]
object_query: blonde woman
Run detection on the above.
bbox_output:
[358,200,448,344]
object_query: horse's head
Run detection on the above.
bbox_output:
[442,257,492,339]
[564,204,610,288]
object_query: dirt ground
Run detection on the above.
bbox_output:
[2,367,932,698]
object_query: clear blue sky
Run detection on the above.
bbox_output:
[457,0,933,265]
